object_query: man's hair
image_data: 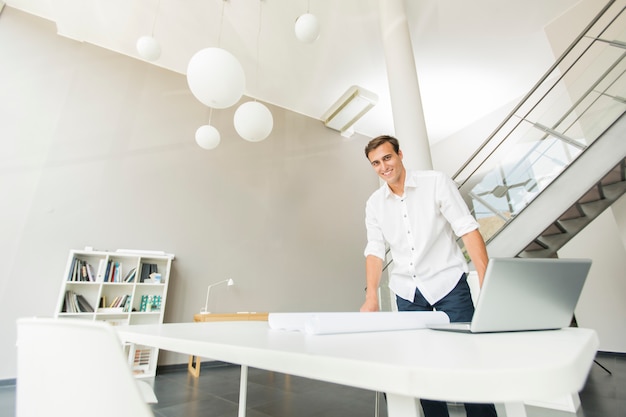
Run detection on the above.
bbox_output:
[364,135,400,159]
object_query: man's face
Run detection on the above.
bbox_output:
[367,142,404,184]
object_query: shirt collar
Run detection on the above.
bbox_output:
[382,170,418,198]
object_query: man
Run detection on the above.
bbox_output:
[361,135,497,417]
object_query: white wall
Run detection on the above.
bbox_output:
[0,8,378,378]
[559,195,626,353]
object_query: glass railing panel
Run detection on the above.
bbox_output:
[461,118,589,243]
[590,4,626,40]
[522,47,622,129]
[585,1,625,39]
[454,117,527,187]
[563,92,626,145]
[597,58,626,95]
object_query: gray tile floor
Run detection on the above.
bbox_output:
[1,352,624,417]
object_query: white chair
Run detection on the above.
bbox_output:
[16,317,155,417]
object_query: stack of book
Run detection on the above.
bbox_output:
[62,290,94,313]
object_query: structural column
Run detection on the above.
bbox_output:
[379,0,432,170]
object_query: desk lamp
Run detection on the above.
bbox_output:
[201,278,234,313]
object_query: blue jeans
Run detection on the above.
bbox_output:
[396,274,498,417]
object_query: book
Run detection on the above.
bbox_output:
[67,258,75,281]
[75,294,94,312]
[63,291,71,312]
[69,258,80,282]
[85,262,94,282]
[113,262,121,282]
[107,262,116,283]
[80,263,88,281]
[95,259,107,282]
[123,267,137,283]
[122,295,132,312]
[103,260,111,282]
[140,263,158,283]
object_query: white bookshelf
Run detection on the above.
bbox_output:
[55,248,175,379]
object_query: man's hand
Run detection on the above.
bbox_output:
[461,229,489,287]
[361,255,383,311]
[360,298,380,312]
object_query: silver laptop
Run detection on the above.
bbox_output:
[428,257,591,333]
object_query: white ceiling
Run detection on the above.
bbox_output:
[5,0,580,143]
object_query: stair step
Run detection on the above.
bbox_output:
[522,241,548,252]
[557,216,592,234]
[539,223,565,237]
[579,198,615,218]
[600,160,625,186]
[578,186,602,204]
[519,249,557,258]
[558,205,584,221]
[601,180,626,200]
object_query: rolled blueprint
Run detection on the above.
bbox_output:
[268,311,449,335]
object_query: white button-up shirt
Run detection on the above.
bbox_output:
[364,170,479,304]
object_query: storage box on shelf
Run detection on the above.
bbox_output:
[55,248,175,379]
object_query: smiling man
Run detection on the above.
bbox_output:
[360,135,496,417]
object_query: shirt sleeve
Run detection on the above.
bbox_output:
[437,172,480,237]
[363,195,386,260]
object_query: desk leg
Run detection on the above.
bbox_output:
[504,402,528,417]
[188,355,201,377]
[238,365,248,417]
[386,393,423,417]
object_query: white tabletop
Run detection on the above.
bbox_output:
[116,321,598,404]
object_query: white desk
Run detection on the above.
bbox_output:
[116,321,598,417]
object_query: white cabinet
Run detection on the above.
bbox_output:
[55,249,174,379]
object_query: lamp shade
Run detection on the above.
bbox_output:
[195,125,221,150]
[187,47,245,109]
[136,35,161,61]
[294,13,320,43]
[202,278,235,313]
[234,101,273,142]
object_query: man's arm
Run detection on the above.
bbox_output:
[360,255,383,312]
[461,229,489,287]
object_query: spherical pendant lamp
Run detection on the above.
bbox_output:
[187,48,245,109]
[234,101,273,142]
[294,13,320,43]
[195,125,221,150]
[136,36,161,61]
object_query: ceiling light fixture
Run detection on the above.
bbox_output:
[190,0,244,150]
[295,0,319,43]
[195,109,221,150]
[136,0,161,61]
[322,85,378,137]
[234,0,273,142]
[187,0,245,110]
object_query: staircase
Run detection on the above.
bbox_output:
[521,158,626,258]
[484,113,626,259]
[453,0,626,260]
